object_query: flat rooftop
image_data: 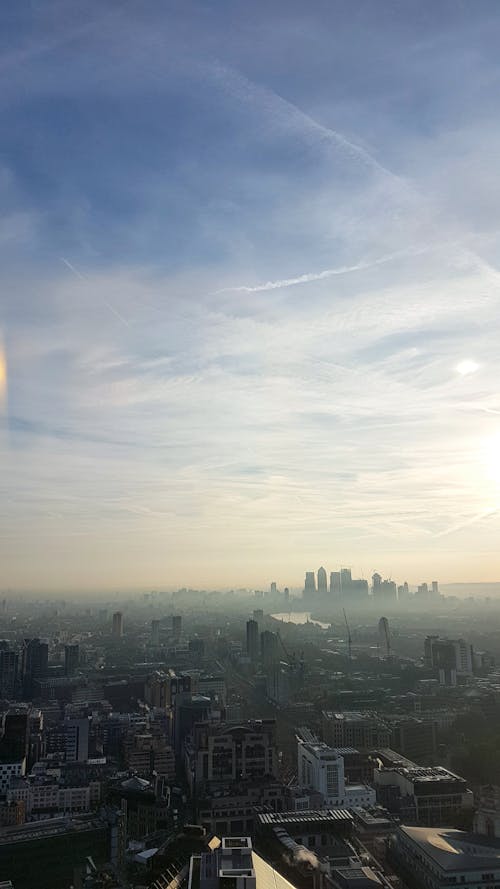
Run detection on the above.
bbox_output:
[258,809,353,826]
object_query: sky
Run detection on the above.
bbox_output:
[2,0,500,593]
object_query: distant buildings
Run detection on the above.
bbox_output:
[322,711,391,750]
[304,567,368,603]
[246,619,259,663]
[424,635,474,685]
[111,611,123,637]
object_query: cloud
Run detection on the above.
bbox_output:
[1,1,500,589]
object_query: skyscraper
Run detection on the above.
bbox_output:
[172,615,182,641]
[317,566,327,595]
[112,612,123,637]
[64,643,79,676]
[330,571,341,596]
[246,619,259,663]
[304,571,316,597]
[21,639,48,697]
[340,568,352,592]
[0,648,18,699]
[260,630,279,668]
[151,619,161,646]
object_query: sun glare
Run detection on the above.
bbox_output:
[456,359,480,376]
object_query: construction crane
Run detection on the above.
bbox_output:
[277,630,296,668]
[343,609,352,661]
[378,616,391,658]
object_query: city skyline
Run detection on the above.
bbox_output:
[2,2,500,592]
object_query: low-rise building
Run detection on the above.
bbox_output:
[388,825,500,889]
[374,750,473,826]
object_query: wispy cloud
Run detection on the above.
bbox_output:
[1,1,500,589]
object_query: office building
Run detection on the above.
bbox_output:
[317,566,327,595]
[188,836,303,889]
[189,719,279,790]
[0,649,18,699]
[151,619,161,646]
[172,614,182,640]
[0,814,111,889]
[21,639,48,697]
[260,631,279,668]
[246,620,259,663]
[64,718,89,762]
[388,825,500,889]
[424,636,473,681]
[330,571,341,595]
[111,611,123,637]
[322,711,391,750]
[270,581,277,595]
[372,576,397,601]
[0,709,29,761]
[374,751,473,825]
[304,571,316,597]
[297,738,375,808]
[64,644,79,676]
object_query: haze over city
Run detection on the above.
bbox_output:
[2,1,500,592]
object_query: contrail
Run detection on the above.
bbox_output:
[60,257,130,327]
[210,61,400,181]
[215,247,425,295]
[435,506,499,538]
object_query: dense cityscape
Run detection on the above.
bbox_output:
[1,573,500,888]
[3,1,500,888]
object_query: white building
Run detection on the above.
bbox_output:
[297,740,375,809]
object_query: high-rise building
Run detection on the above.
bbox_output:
[284,587,290,603]
[21,639,48,697]
[246,619,259,663]
[431,581,439,597]
[64,644,79,676]
[317,566,327,595]
[330,571,341,596]
[260,630,279,668]
[270,581,277,595]
[172,615,182,641]
[424,636,473,680]
[64,718,89,762]
[151,619,161,646]
[373,576,397,601]
[304,571,316,597]
[0,709,29,760]
[340,568,352,592]
[0,649,18,699]
[112,612,123,637]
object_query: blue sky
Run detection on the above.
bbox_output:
[2,0,500,591]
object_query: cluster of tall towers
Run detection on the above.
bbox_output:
[304,567,368,599]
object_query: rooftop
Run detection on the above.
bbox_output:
[398,826,500,872]
[257,809,353,826]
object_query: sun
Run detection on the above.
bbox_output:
[456,359,480,376]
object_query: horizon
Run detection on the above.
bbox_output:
[2,2,500,591]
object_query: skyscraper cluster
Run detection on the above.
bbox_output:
[304,566,369,601]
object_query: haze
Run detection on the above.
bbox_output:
[1,1,500,592]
